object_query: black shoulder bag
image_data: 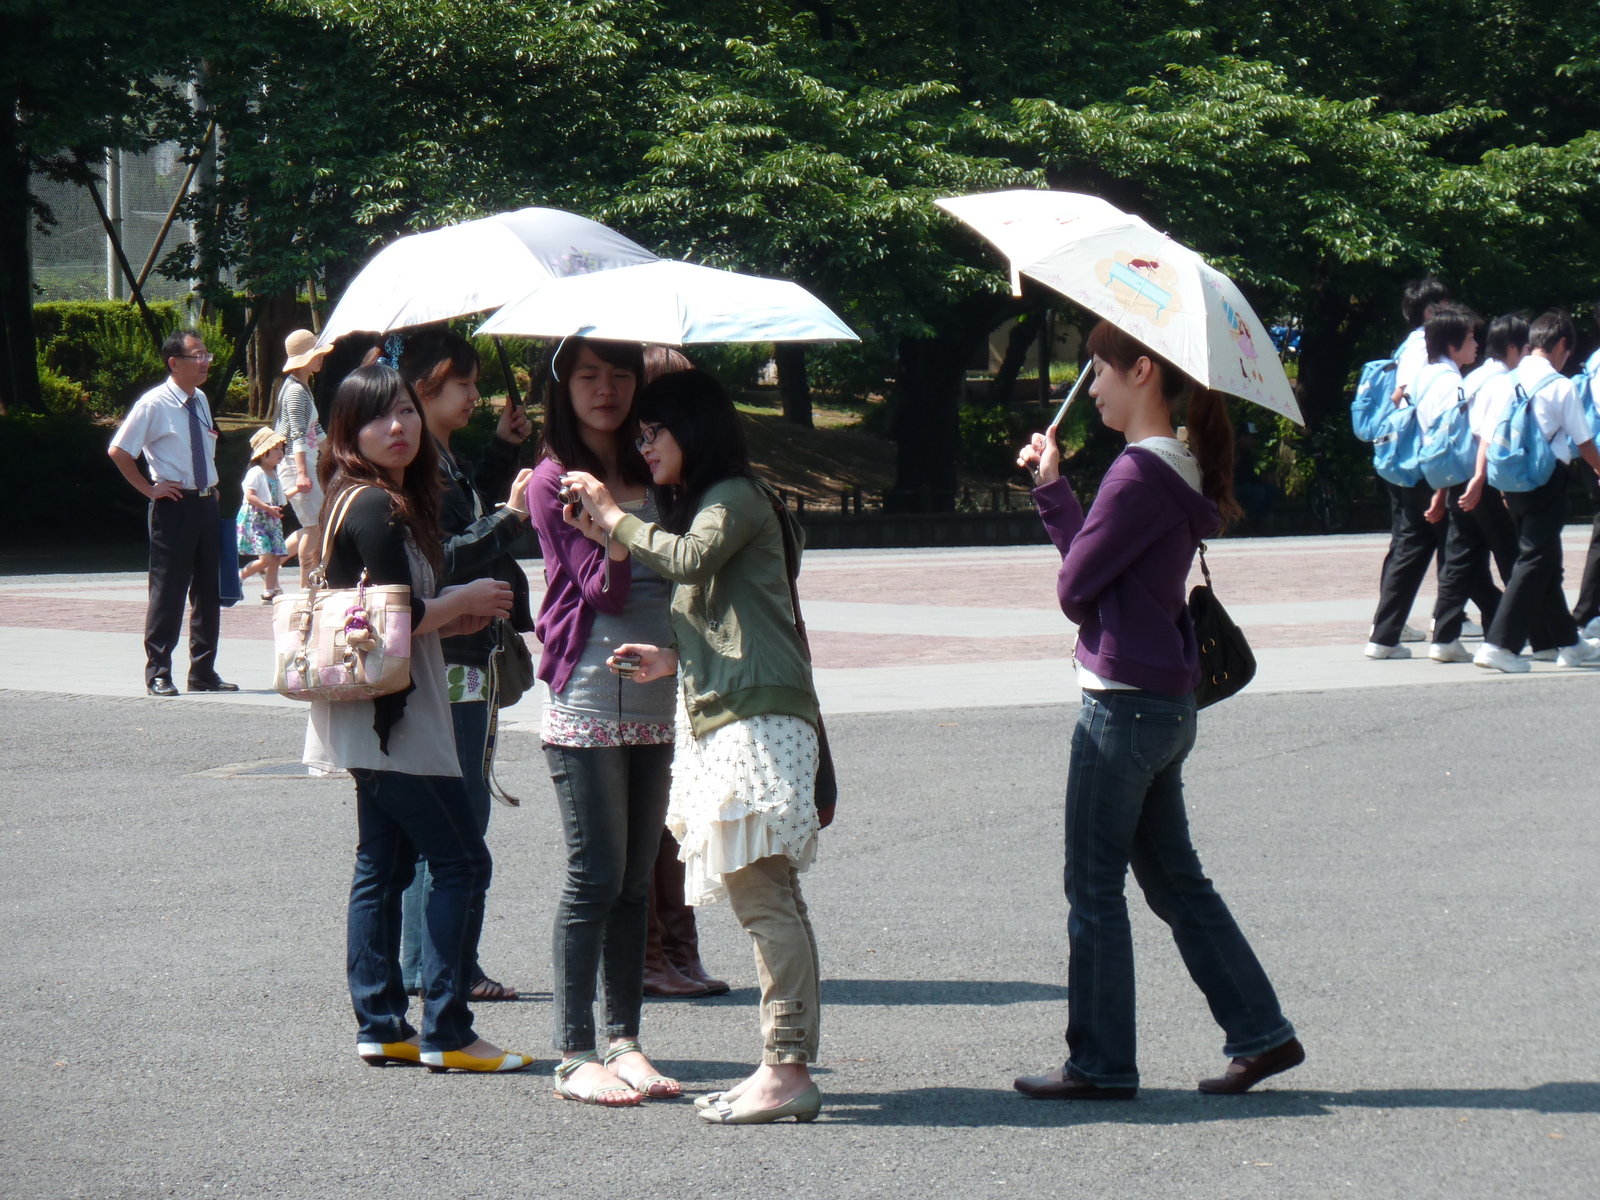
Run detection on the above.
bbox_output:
[764,487,839,827]
[1189,542,1255,708]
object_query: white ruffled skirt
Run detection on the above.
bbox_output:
[667,688,819,906]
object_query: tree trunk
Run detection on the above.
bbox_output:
[0,95,42,414]
[775,342,812,427]
[248,289,300,418]
[1296,280,1378,434]
[990,313,1037,407]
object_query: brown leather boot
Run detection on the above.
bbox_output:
[644,872,709,998]
[655,832,730,995]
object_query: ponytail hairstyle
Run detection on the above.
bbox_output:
[397,328,480,403]
[1084,320,1241,528]
[318,364,444,569]
[634,369,753,533]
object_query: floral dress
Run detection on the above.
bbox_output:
[236,464,288,556]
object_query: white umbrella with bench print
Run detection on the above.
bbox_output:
[936,189,1302,424]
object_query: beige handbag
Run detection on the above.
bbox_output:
[272,486,413,702]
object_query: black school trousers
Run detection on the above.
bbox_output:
[1485,464,1578,655]
[1370,481,1446,647]
[144,491,221,685]
[1431,483,1505,645]
[1571,466,1600,628]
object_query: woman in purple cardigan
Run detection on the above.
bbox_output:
[529,337,681,1107]
[1013,321,1303,1102]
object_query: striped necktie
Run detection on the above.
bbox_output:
[185,395,209,490]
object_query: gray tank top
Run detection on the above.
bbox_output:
[549,495,676,725]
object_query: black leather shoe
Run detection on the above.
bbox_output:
[1014,1067,1136,1100]
[1198,1037,1305,1094]
[147,677,179,698]
[187,678,240,693]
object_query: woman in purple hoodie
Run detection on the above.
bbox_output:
[528,336,681,1107]
[1012,321,1303,1102]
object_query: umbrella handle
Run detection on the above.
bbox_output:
[493,336,522,410]
[1047,362,1094,431]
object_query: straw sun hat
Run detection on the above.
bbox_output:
[249,426,287,461]
[283,329,333,372]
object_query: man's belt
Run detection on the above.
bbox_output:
[178,486,218,498]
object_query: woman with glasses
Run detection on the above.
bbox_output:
[562,369,827,1127]
[527,336,682,1107]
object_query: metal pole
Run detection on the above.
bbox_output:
[493,336,522,410]
[85,174,164,353]
[105,149,123,301]
[137,118,214,292]
[1036,309,1052,406]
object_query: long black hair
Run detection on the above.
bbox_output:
[319,364,443,568]
[634,369,752,533]
[535,335,650,484]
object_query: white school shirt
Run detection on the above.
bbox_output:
[1473,355,1590,464]
[1413,360,1465,435]
[1394,328,1428,396]
[109,379,219,490]
[1075,437,1204,692]
[1461,358,1508,428]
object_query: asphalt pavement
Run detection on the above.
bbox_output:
[5,677,1600,1198]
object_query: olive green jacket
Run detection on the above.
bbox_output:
[613,476,820,738]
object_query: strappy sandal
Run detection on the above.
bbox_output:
[469,975,518,1001]
[603,1038,682,1099]
[554,1050,642,1107]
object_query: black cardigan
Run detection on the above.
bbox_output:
[436,434,534,668]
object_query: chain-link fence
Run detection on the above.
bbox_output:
[30,146,198,304]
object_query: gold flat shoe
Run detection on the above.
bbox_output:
[358,1040,421,1066]
[698,1083,821,1125]
[421,1048,533,1073]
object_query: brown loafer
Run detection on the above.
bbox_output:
[1014,1067,1136,1100]
[1198,1037,1305,1094]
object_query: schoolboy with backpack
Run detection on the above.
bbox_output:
[1413,305,1499,662]
[1466,310,1600,673]
[1360,278,1453,659]
[1564,306,1600,640]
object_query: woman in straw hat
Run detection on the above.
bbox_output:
[274,329,333,589]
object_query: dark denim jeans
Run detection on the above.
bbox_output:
[545,742,673,1052]
[1063,689,1294,1088]
[347,768,492,1053]
[400,701,493,989]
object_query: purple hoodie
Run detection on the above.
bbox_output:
[528,456,632,693]
[1035,446,1221,695]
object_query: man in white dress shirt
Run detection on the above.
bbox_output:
[108,330,238,696]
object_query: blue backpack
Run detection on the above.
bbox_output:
[1575,349,1600,443]
[1351,358,1398,442]
[1418,379,1475,489]
[1372,395,1423,487]
[1486,374,1561,493]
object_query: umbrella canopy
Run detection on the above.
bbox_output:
[315,207,657,348]
[476,260,858,345]
[936,190,1302,424]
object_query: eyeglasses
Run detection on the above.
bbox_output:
[634,424,664,453]
[176,352,215,363]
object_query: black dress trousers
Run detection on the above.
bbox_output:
[1370,481,1446,647]
[144,492,222,685]
[1486,464,1579,655]
[1430,483,1504,646]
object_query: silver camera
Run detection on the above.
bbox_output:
[557,473,581,507]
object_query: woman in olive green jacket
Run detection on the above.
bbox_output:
[561,369,825,1127]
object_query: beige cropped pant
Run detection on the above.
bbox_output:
[721,854,821,1065]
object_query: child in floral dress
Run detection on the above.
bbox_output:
[237,427,291,601]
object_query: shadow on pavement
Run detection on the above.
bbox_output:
[821,979,1069,1005]
[819,1081,1600,1126]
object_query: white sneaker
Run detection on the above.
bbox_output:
[1583,616,1600,641]
[1366,642,1412,660]
[1461,621,1483,639]
[1531,648,1559,662]
[1429,640,1473,663]
[1557,639,1600,668]
[1399,623,1425,643]
[1474,643,1530,673]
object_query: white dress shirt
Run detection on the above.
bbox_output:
[1472,355,1590,464]
[1394,328,1428,396]
[110,379,219,490]
[1413,360,1465,434]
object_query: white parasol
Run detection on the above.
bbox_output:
[476,260,858,345]
[936,190,1302,424]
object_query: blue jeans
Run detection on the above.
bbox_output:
[1063,689,1294,1088]
[347,768,492,1053]
[400,701,493,990]
[545,742,673,1052]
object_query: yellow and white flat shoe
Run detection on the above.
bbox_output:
[421,1048,534,1074]
[358,1041,422,1066]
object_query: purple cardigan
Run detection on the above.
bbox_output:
[529,456,632,694]
[1035,446,1221,695]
